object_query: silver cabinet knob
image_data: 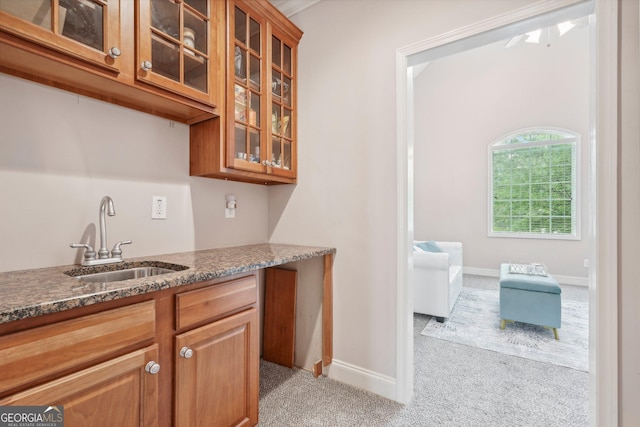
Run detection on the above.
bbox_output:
[145,361,160,375]
[141,60,153,71]
[108,47,121,59]
[179,346,193,359]
[262,160,269,166]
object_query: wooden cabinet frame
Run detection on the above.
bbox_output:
[190,0,303,185]
[0,0,122,73]
[0,0,224,124]
[136,0,224,106]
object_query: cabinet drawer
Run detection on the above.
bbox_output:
[0,345,160,427]
[176,276,257,330]
[0,300,156,395]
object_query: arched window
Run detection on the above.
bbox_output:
[489,128,580,239]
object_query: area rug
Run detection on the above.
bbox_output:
[421,287,589,371]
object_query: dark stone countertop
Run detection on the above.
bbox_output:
[0,243,336,325]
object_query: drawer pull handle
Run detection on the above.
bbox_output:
[141,60,153,71]
[145,361,160,375]
[179,346,193,359]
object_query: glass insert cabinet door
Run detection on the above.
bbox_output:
[228,1,298,179]
[137,0,215,104]
[229,3,266,173]
[0,0,121,71]
[269,34,295,175]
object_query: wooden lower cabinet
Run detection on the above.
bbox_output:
[175,308,259,427]
[0,345,159,427]
[0,273,260,427]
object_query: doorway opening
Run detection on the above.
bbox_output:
[394,1,618,424]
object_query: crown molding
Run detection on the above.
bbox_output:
[268,0,322,17]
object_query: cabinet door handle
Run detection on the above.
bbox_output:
[179,346,193,359]
[145,361,161,375]
[141,60,153,71]
[108,47,121,59]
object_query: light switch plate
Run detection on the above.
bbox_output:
[152,196,167,219]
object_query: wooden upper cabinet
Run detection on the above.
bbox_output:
[0,0,122,72]
[136,0,223,105]
[190,0,302,185]
[266,29,298,180]
[227,3,268,176]
[226,0,300,181]
[0,0,224,124]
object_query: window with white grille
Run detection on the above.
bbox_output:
[488,128,580,240]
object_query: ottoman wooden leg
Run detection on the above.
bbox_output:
[544,326,560,340]
[500,319,507,330]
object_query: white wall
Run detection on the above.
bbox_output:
[413,26,590,279]
[269,0,537,385]
[0,75,269,273]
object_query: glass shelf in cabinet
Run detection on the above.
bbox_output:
[249,18,260,53]
[235,46,247,79]
[151,34,180,81]
[1,2,52,29]
[59,0,104,50]
[234,124,247,155]
[184,0,207,17]
[249,93,260,126]
[184,11,207,53]
[271,106,280,134]
[249,129,260,162]
[272,36,281,67]
[184,54,207,92]
[249,55,260,89]
[151,0,180,39]
[282,76,291,106]
[283,45,292,74]
[234,7,247,45]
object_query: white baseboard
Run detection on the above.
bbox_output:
[463,267,589,287]
[325,359,397,401]
[549,274,589,287]
[463,267,499,277]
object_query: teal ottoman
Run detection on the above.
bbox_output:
[499,263,562,339]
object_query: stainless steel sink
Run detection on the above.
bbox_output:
[73,266,178,283]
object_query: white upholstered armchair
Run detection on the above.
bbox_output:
[412,241,463,322]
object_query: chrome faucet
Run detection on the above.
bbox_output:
[70,196,132,266]
[98,196,116,259]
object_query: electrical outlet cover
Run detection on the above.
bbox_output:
[152,196,167,219]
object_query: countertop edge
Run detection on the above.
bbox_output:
[0,244,336,325]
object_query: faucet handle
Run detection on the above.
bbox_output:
[70,243,97,262]
[111,240,132,258]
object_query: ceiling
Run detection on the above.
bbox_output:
[268,0,322,17]
[406,0,594,66]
